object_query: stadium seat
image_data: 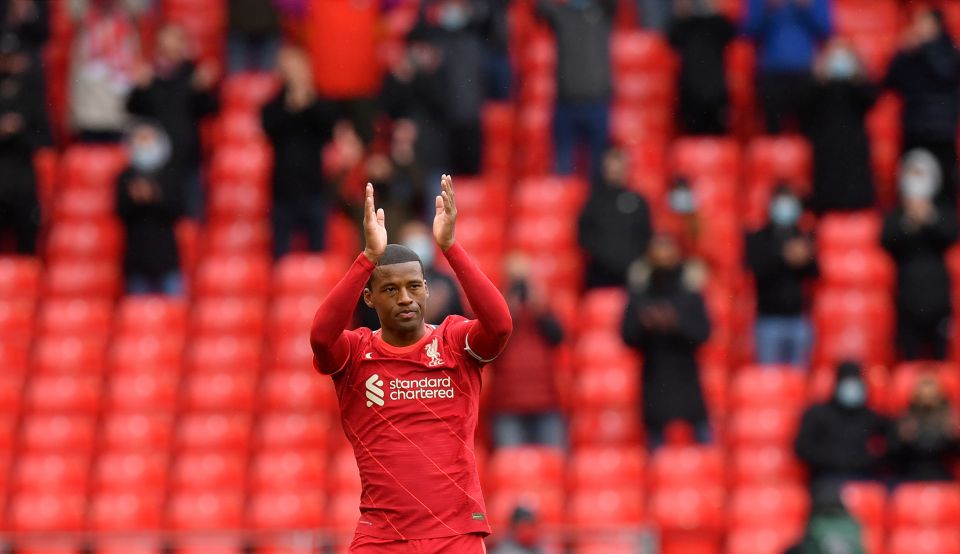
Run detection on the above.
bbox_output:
[193,254,271,297]
[13,452,89,492]
[611,30,675,72]
[11,541,80,554]
[51,185,115,220]
[745,135,812,191]
[256,412,332,449]
[106,370,180,411]
[267,295,323,337]
[888,528,960,554]
[166,489,245,530]
[46,220,123,261]
[209,143,271,186]
[221,72,279,112]
[650,486,726,532]
[273,253,351,298]
[649,446,725,488]
[574,331,636,368]
[89,490,164,531]
[176,412,252,451]
[101,412,175,451]
[43,260,122,299]
[94,451,168,491]
[727,407,801,448]
[212,109,265,146]
[513,176,588,217]
[33,334,109,375]
[182,370,257,411]
[729,484,810,528]
[267,334,315,369]
[841,482,887,530]
[260,369,337,412]
[37,299,113,337]
[568,446,645,491]
[191,297,267,337]
[171,451,247,491]
[489,488,566,529]
[328,449,362,495]
[580,288,629,334]
[569,407,642,447]
[205,219,271,255]
[488,446,565,493]
[0,298,35,343]
[570,361,639,409]
[95,539,164,554]
[25,374,101,412]
[670,138,740,179]
[890,483,960,528]
[20,414,97,452]
[730,367,807,410]
[730,446,806,486]
[185,335,262,373]
[817,212,883,252]
[208,180,270,221]
[0,371,24,414]
[108,333,185,374]
[726,525,804,554]
[0,256,41,298]
[567,489,645,532]
[248,490,326,529]
[817,249,895,289]
[59,145,127,189]
[327,491,361,534]
[509,214,578,253]
[0,338,30,374]
[0,415,14,451]
[250,448,327,491]
[8,491,86,531]
[115,296,188,335]
[888,362,960,413]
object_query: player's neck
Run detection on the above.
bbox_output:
[379,324,428,348]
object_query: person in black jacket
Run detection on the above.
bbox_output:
[891,373,960,482]
[621,234,712,449]
[127,23,219,219]
[578,147,653,289]
[668,0,736,136]
[885,7,960,209]
[117,121,185,295]
[747,186,819,367]
[794,361,891,492]
[881,149,959,361]
[262,46,335,259]
[804,40,877,213]
[0,42,48,254]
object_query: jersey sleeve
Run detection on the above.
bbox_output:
[309,252,376,375]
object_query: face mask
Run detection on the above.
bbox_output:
[825,49,857,80]
[900,174,938,201]
[835,377,866,409]
[404,235,435,268]
[438,4,469,30]
[130,141,170,172]
[669,186,696,214]
[769,196,801,227]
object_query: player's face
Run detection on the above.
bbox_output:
[364,262,430,333]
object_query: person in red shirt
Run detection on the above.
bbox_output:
[311,175,513,553]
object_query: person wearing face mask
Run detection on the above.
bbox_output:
[794,361,891,492]
[885,7,960,209]
[116,120,185,295]
[746,187,819,367]
[890,373,960,483]
[487,252,565,449]
[881,149,959,361]
[577,147,653,289]
[803,41,877,213]
[621,234,712,450]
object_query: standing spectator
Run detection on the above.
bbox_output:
[127,23,219,220]
[490,506,545,554]
[794,361,890,491]
[361,120,425,237]
[227,0,280,73]
[805,40,877,213]
[668,0,736,136]
[0,0,48,58]
[743,0,832,134]
[621,234,712,449]
[578,147,653,289]
[746,187,818,367]
[261,46,335,259]
[480,0,511,100]
[0,42,47,254]
[881,149,958,361]
[536,0,615,184]
[885,7,960,209]
[68,0,148,143]
[116,121,185,295]
[891,373,960,482]
[488,252,565,449]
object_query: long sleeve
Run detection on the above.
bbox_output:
[620,294,645,349]
[310,253,376,374]
[796,0,832,40]
[443,242,513,361]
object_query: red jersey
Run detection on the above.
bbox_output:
[310,244,513,540]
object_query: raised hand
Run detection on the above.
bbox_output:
[433,174,457,252]
[362,183,387,263]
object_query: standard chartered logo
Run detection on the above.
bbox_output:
[363,373,455,408]
[365,374,385,407]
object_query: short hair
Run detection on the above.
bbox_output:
[366,244,423,289]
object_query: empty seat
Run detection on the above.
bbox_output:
[888,362,960,413]
[13,452,90,492]
[212,109,265,145]
[579,288,628,334]
[255,412,332,449]
[205,219,271,255]
[185,335,262,373]
[730,446,806,486]
[109,334,185,373]
[650,446,726,488]
[888,528,960,554]
[726,525,804,554]
[745,135,812,190]
[273,253,350,297]
[0,298,35,343]
[817,212,882,252]
[890,483,960,528]
[841,482,887,530]
[513,176,588,217]
[248,490,326,529]
[818,249,895,289]
[89,490,164,531]
[21,414,97,452]
[730,367,808,410]
[327,491,361,533]
[208,143,271,186]
[183,370,257,411]
[106,370,179,411]
[650,486,725,532]
[268,295,323,337]
[670,137,740,179]
[0,256,41,298]
[26,373,101,412]
[328,449,362,494]
[166,490,245,530]
[33,334,109,375]
[568,446,645,491]
[8,491,86,531]
[51,183,114,220]
[221,72,279,111]
[251,448,327,491]
[59,145,128,189]
[172,451,247,490]
[95,539,163,554]
[487,446,565,493]
[43,260,121,299]
[574,331,636,368]
[193,254,271,297]
[46,220,122,261]
[177,412,252,450]
[94,451,168,491]
[728,407,801,447]
[207,180,269,221]
[568,407,642,447]
[37,299,113,336]
[115,296,188,335]
[567,489,645,532]
[489,488,565,530]
[729,484,810,528]
[101,412,174,451]
[266,335,315,369]
[260,369,336,412]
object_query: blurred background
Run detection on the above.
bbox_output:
[2,0,960,552]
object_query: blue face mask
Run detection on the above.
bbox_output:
[439,4,469,30]
[835,377,866,408]
[769,196,801,227]
[669,186,696,214]
[825,49,858,81]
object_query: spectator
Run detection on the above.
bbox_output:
[227,0,280,73]
[0,42,47,254]
[804,40,877,213]
[743,0,832,134]
[668,0,736,135]
[116,121,185,295]
[361,121,425,237]
[488,252,565,449]
[890,373,960,482]
[490,506,545,554]
[881,149,958,361]
[127,23,219,220]
[480,0,511,100]
[261,46,335,259]
[68,0,149,143]
[794,361,890,491]
[578,147,654,289]
[0,0,48,58]
[746,187,818,367]
[536,0,615,184]
[885,7,960,210]
[783,483,866,554]
[621,234,712,449]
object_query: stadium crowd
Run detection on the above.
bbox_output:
[2,0,960,553]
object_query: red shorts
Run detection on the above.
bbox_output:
[349,532,487,553]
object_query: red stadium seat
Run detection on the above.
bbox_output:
[0,339,30,374]
[730,446,806,486]
[89,490,164,531]
[176,412,252,451]
[59,145,127,189]
[191,297,267,336]
[513,176,588,217]
[33,334,109,375]
[20,414,97,452]
[256,412,332,449]
[101,412,175,451]
[729,484,810,528]
[212,109,265,146]
[570,361,639,410]
[611,31,676,72]
[670,138,740,179]
[193,254,271,297]
[25,373,101,412]
[842,482,887,530]
[273,253,350,298]
[745,135,812,192]
[185,335,262,373]
[730,367,807,410]
[108,333,185,373]
[205,219,271,255]
[51,186,115,220]
[183,369,257,411]
[13,452,89,492]
[888,362,960,413]
[95,539,163,554]
[167,489,245,530]
[818,249,895,289]
[260,369,337,412]
[567,446,646,491]
[726,525,804,554]
[208,180,270,221]
[115,296,188,334]
[267,295,322,337]
[106,370,180,411]
[8,491,86,531]
[46,220,123,261]
[0,298,35,343]
[580,288,629,334]
[36,299,113,337]
[489,488,565,529]
[209,143,271,186]
[888,528,960,554]
[817,212,882,252]
[650,486,726,532]
[650,446,726,488]
[221,72,279,111]
[327,491,361,534]
[267,335,315,369]
[509,214,578,252]
[890,483,960,528]
[12,541,80,554]
[0,371,24,414]
[174,539,245,554]
[248,490,326,529]
[569,407,642,447]
[172,451,247,490]
[43,260,122,299]
[0,256,41,298]
[728,407,801,448]
[251,448,327,491]
[94,451,168,491]
[567,489,645,532]
[574,331,636,368]
[328,449,362,495]
[487,446,565,493]
[0,415,15,450]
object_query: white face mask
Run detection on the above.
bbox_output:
[130,141,170,172]
[825,49,858,80]
[900,174,938,201]
[769,196,801,227]
[835,377,866,408]
[439,4,469,30]
[669,187,696,214]
[404,235,435,268]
